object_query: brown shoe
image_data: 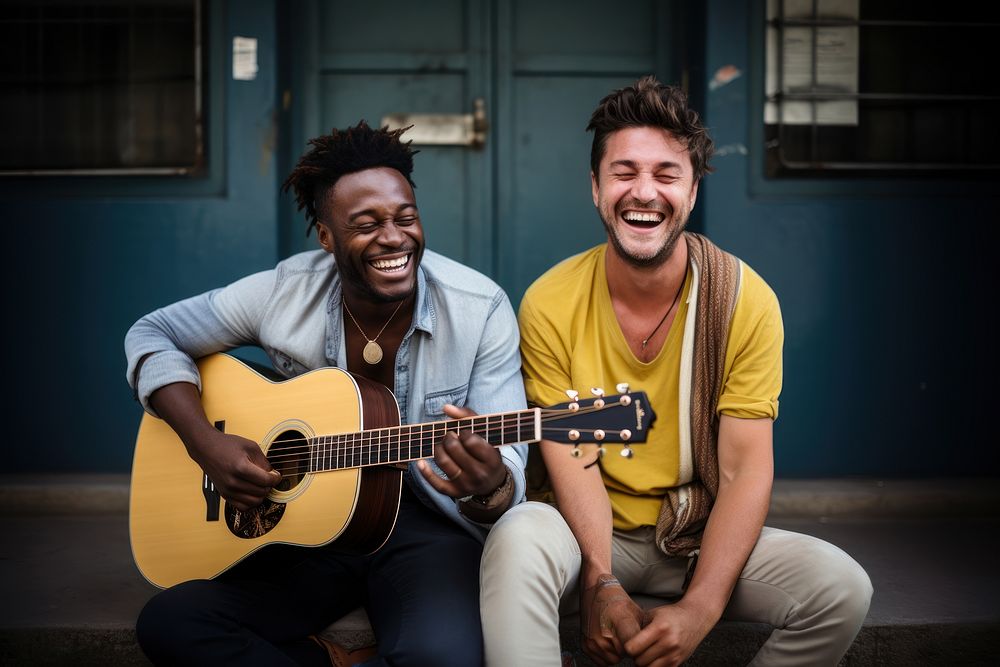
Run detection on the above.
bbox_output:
[310,635,378,667]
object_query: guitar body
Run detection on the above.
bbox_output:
[129,353,402,589]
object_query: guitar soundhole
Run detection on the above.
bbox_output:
[268,429,309,493]
[222,428,307,539]
[225,500,285,539]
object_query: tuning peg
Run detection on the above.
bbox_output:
[583,447,606,469]
[620,445,634,459]
[571,445,582,458]
[619,395,631,406]
[565,389,580,412]
[568,429,580,441]
[619,429,632,441]
[616,382,630,394]
[594,429,605,441]
[590,387,605,397]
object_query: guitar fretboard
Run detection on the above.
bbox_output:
[308,409,541,472]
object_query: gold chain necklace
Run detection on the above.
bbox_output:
[343,299,405,365]
[641,274,687,349]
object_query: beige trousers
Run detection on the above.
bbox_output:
[481,502,872,666]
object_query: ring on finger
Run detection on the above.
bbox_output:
[449,468,463,480]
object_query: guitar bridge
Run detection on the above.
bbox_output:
[202,419,225,521]
[203,474,220,521]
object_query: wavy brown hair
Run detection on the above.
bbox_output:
[587,75,714,182]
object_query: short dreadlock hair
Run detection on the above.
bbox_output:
[282,120,418,235]
[587,75,714,183]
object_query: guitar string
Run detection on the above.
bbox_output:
[263,425,618,465]
[261,425,616,466]
[258,404,613,457]
[257,406,635,470]
[260,430,624,472]
[258,404,615,460]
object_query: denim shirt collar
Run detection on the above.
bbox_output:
[325,262,435,368]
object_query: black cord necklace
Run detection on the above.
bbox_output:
[641,274,686,349]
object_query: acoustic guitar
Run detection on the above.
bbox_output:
[129,353,656,588]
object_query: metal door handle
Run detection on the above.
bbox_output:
[382,97,488,149]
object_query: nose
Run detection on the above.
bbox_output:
[631,173,657,204]
[377,221,405,247]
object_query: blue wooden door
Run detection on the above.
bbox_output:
[286,0,676,304]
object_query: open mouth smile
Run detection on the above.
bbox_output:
[369,253,411,273]
[621,210,666,228]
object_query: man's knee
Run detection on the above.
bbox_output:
[829,548,873,623]
[483,502,576,564]
[135,580,218,660]
[801,540,873,628]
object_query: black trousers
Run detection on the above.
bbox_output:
[136,486,485,666]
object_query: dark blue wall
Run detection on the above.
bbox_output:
[2,1,995,477]
[701,0,999,476]
[2,1,280,472]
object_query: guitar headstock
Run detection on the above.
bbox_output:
[539,384,656,459]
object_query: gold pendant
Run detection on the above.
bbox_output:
[362,340,384,365]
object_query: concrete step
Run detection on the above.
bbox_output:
[1,476,998,665]
[4,474,999,518]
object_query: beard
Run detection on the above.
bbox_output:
[332,239,423,304]
[599,197,689,269]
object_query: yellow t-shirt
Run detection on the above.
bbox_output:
[519,244,783,531]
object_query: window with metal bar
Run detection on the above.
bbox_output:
[764,0,1000,176]
[0,0,203,176]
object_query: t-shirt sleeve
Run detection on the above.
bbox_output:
[518,289,574,410]
[716,269,783,420]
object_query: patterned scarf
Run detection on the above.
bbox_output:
[654,232,741,557]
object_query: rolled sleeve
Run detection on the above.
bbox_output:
[465,289,529,509]
[124,269,277,415]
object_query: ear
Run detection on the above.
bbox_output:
[591,171,600,208]
[316,222,333,253]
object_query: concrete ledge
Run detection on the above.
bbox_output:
[0,628,149,666]
[3,474,998,518]
[6,621,998,666]
[0,474,130,515]
[766,478,1000,519]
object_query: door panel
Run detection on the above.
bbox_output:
[287,0,673,305]
[500,75,641,303]
[319,73,476,266]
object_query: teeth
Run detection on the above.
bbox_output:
[371,255,409,271]
[622,212,664,223]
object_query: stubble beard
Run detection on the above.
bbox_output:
[332,239,422,304]
[599,201,689,270]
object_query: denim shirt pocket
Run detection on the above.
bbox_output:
[269,349,310,378]
[423,383,470,419]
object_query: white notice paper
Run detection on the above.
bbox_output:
[233,36,258,81]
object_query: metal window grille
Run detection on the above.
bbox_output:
[764,0,1000,176]
[0,0,203,175]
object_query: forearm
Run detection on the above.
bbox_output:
[681,468,771,620]
[681,415,773,620]
[147,381,219,461]
[541,441,614,582]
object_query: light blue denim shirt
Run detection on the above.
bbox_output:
[125,248,528,541]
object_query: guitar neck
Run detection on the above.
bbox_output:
[307,408,541,472]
